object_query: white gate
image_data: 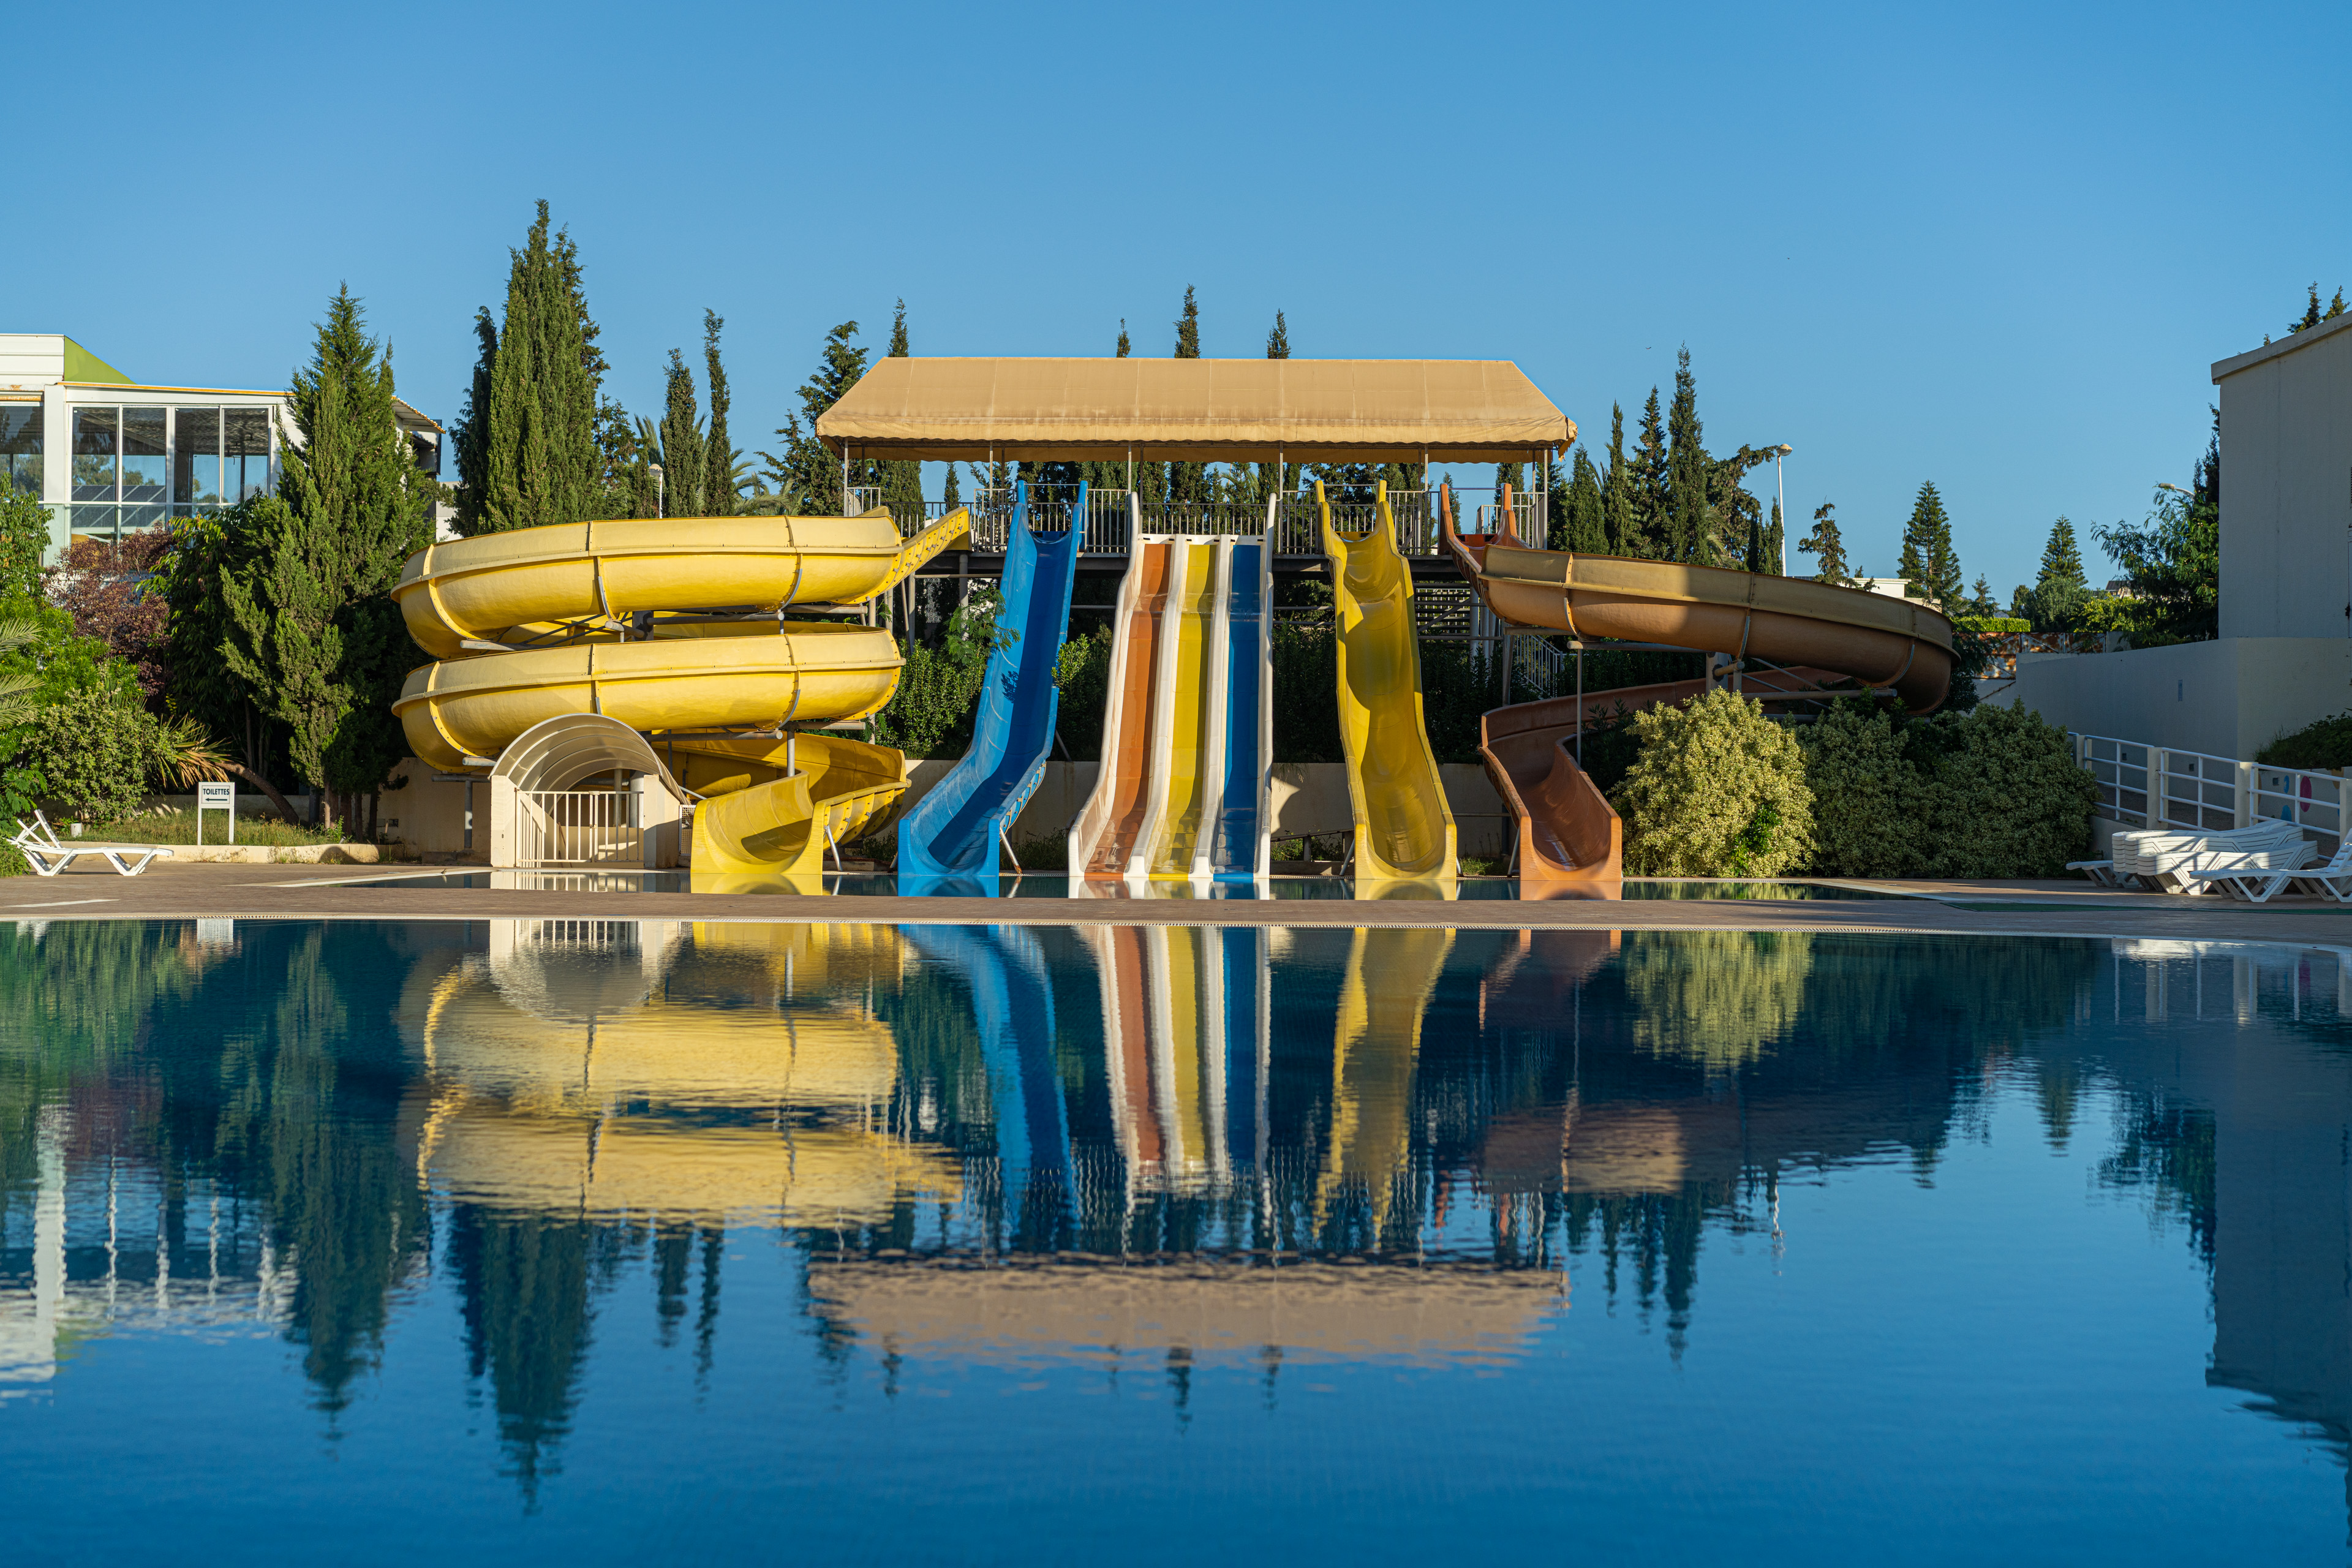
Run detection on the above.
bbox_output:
[516,788,641,867]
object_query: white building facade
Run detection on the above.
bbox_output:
[0,333,444,564]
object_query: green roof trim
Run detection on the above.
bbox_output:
[62,338,132,384]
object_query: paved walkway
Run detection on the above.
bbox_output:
[8,862,2352,945]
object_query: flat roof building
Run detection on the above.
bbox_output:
[0,332,445,564]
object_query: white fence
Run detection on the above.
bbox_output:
[2075,734,2345,855]
[516,789,641,867]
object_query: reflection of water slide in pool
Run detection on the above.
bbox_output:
[1442,489,1956,891]
[901,925,1068,1191]
[391,511,970,876]
[1068,522,1273,882]
[404,921,959,1224]
[1318,927,1453,1227]
[1085,925,1268,1197]
[1317,482,1457,892]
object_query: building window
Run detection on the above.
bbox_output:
[122,406,166,533]
[72,406,118,538]
[225,408,271,502]
[0,406,36,495]
[173,407,221,511]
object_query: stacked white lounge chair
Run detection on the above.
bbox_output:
[2069,817,2315,896]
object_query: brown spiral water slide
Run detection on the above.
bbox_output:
[1442,490,1956,894]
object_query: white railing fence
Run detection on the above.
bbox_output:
[517,788,642,867]
[2075,734,2345,855]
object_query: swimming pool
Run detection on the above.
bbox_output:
[324,869,1927,900]
[2,920,2345,1562]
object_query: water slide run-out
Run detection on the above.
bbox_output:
[1319,481,1458,888]
[1442,489,1956,891]
[895,483,1080,886]
[391,508,970,876]
[1068,504,1273,882]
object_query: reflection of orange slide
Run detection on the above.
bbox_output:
[1446,489,1955,893]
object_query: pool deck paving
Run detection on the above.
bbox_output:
[9,861,2352,946]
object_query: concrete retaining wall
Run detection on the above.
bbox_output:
[2008,637,2352,759]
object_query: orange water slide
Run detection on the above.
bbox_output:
[1445,489,1956,892]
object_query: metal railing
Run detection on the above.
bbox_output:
[2075,734,2345,855]
[517,788,641,867]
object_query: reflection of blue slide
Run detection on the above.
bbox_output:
[895,481,1081,884]
[902,925,1069,1189]
[1208,538,1271,878]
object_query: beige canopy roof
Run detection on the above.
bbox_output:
[815,357,1574,463]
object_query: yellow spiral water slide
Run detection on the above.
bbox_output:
[391,510,969,873]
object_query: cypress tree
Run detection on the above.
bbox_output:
[1117,319,1131,357]
[878,300,924,526]
[1798,502,1852,585]
[1665,349,1708,564]
[1756,497,1784,575]
[1169,287,1206,508]
[2026,515,2088,631]
[1601,404,1637,554]
[1259,309,1291,498]
[1898,481,1962,608]
[703,310,733,516]
[463,202,600,534]
[452,308,495,533]
[1561,447,1606,552]
[658,351,704,518]
[1632,390,1670,556]
[772,322,870,515]
[219,287,431,824]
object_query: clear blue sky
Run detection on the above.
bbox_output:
[13,0,2345,594]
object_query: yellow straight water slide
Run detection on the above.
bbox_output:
[1318,481,1458,888]
[391,510,968,874]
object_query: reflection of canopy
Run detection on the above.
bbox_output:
[808,1260,1562,1366]
[815,359,1574,463]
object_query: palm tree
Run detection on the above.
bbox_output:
[0,609,42,731]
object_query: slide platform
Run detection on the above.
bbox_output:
[391,507,970,877]
[1443,488,1955,891]
[1318,481,1457,889]
[1068,506,1273,882]
[895,483,1080,888]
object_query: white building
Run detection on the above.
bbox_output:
[2011,314,2352,757]
[0,332,445,564]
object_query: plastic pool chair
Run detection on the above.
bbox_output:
[9,810,177,877]
[2180,838,2320,902]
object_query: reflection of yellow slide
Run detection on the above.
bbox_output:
[1319,927,1453,1224]
[406,921,960,1224]
[391,510,968,873]
[1319,481,1457,888]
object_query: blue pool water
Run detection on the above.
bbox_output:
[2,920,2346,1563]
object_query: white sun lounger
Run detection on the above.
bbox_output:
[2286,841,2352,903]
[2099,820,2310,894]
[9,812,176,877]
[2179,839,2321,903]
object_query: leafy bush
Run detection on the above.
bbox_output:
[1271,619,1342,763]
[1612,690,1814,876]
[1797,701,1924,876]
[2258,712,2352,770]
[1909,700,2098,877]
[1053,627,1112,760]
[873,640,984,759]
[1959,616,2029,636]
[0,475,48,600]
[13,687,167,824]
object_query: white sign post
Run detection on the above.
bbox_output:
[197,780,236,845]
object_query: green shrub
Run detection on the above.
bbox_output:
[1612,690,1814,876]
[14,687,167,824]
[1053,627,1112,760]
[1271,619,1342,763]
[1797,701,1924,876]
[1909,699,2097,877]
[1959,616,2029,636]
[873,640,984,759]
[2257,712,2352,770]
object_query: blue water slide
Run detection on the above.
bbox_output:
[895,481,1082,882]
[1207,537,1268,877]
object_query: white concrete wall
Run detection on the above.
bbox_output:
[2214,314,2352,640]
[2007,638,2352,758]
